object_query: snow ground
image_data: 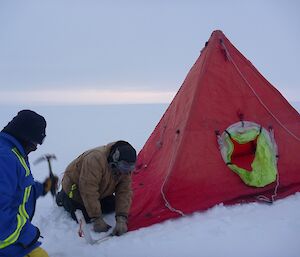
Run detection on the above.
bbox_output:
[35,192,300,257]
[1,103,300,257]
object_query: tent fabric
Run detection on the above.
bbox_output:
[128,30,300,231]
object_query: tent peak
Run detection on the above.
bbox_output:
[211,30,225,38]
[212,29,224,34]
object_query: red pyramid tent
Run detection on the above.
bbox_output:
[128,30,300,231]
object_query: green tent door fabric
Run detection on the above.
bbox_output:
[128,30,300,231]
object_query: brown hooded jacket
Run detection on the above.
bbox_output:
[61,142,132,218]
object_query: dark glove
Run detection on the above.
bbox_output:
[43,176,58,196]
[93,217,111,233]
[112,216,128,236]
[20,227,40,248]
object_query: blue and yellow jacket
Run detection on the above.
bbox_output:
[0,132,44,257]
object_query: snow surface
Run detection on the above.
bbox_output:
[1,103,300,257]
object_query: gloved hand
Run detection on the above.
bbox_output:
[43,176,58,196]
[20,227,40,248]
[112,216,128,236]
[93,217,111,233]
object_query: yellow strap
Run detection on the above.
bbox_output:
[12,147,32,218]
[68,184,77,198]
[0,148,32,249]
[0,214,26,249]
[12,148,30,176]
[18,186,32,219]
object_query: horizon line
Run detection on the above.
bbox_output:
[0,88,299,106]
[0,89,177,105]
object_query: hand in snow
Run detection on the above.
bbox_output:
[93,217,111,233]
[112,216,128,236]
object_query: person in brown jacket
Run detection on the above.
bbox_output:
[56,140,136,236]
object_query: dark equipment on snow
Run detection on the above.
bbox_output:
[34,154,58,196]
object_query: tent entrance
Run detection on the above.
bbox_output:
[217,121,278,187]
[230,136,258,171]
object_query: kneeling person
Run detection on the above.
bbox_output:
[56,141,136,236]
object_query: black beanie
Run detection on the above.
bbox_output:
[118,144,137,163]
[2,110,46,145]
[111,141,137,163]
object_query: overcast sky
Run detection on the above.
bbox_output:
[0,0,299,104]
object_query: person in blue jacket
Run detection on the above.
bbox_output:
[0,110,55,257]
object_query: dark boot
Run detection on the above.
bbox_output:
[56,190,78,221]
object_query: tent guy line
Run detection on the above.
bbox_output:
[220,39,300,142]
